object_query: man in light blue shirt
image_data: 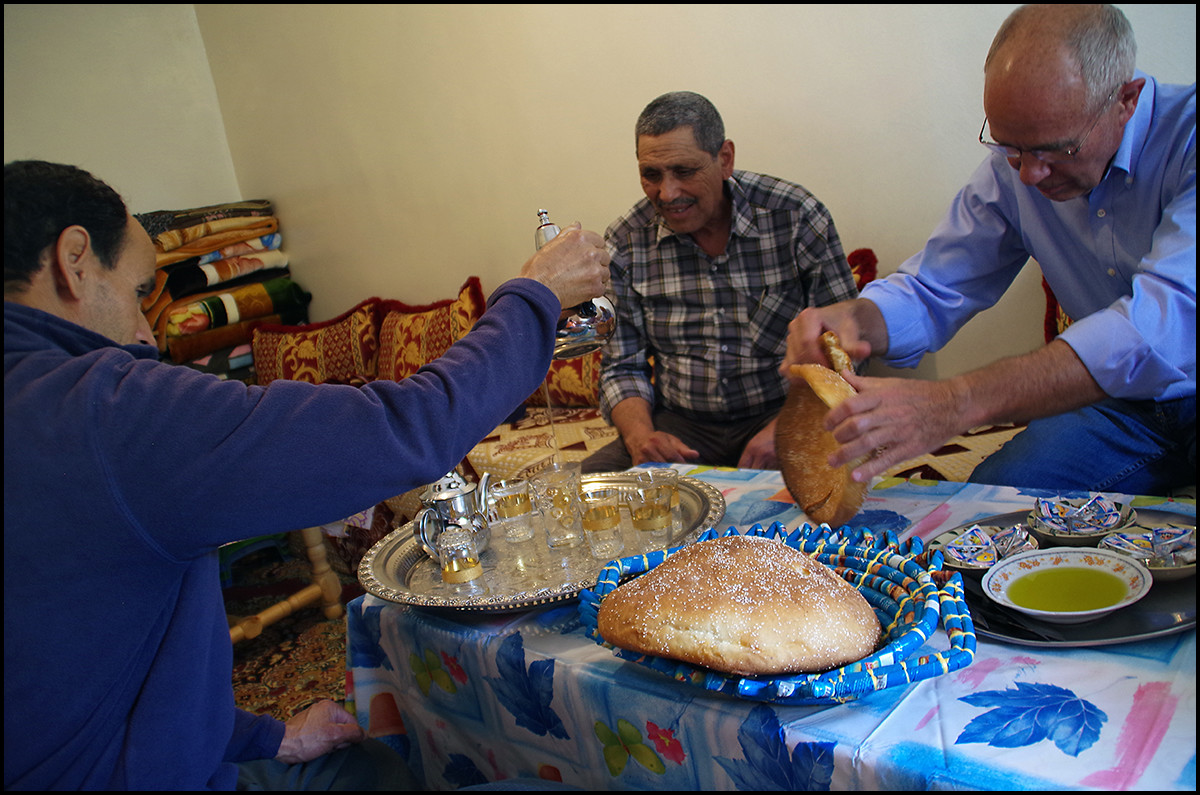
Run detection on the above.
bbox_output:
[782,4,1195,496]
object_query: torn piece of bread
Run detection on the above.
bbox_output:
[821,330,854,373]
[597,535,881,675]
[776,333,867,526]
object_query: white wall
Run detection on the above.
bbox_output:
[3,4,239,212]
[5,4,1195,380]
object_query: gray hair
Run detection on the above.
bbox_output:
[986,4,1136,109]
[635,91,725,157]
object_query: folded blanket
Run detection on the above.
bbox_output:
[197,233,282,266]
[165,249,289,299]
[177,343,257,383]
[165,315,283,364]
[152,217,280,267]
[135,199,273,242]
[145,262,291,343]
[159,276,311,347]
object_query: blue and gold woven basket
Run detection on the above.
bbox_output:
[579,521,976,705]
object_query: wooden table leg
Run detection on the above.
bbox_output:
[228,527,344,644]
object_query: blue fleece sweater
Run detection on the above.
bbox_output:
[3,279,559,789]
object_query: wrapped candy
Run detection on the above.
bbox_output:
[1033,494,1124,534]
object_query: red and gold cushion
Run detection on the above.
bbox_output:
[376,277,487,381]
[251,297,381,386]
[524,349,602,408]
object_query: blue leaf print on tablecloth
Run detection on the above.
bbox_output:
[484,633,570,739]
[843,508,909,536]
[347,603,392,670]
[723,489,793,527]
[957,682,1107,756]
[715,703,835,790]
[443,752,489,788]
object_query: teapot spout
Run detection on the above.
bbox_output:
[553,295,616,359]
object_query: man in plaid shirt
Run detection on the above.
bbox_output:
[582,92,858,473]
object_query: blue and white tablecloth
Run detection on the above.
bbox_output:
[346,468,1196,790]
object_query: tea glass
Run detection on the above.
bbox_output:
[436,528,487,595]
[632,470,678,552]
[581,487,625,560]
[487,478,537,543]
[531,461,584,549]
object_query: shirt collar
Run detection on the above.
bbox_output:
[1107,70,1155,180]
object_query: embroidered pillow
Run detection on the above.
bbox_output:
[376,277,487,381]
[252,297,381,385]
[524,349,602,408]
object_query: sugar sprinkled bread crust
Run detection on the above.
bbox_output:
[597,535,881,676]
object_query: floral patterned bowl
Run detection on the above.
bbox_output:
[982,547,1152,625]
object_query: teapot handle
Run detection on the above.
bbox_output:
[415,508,444,560]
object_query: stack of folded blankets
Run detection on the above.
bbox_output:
[135,200,311,382]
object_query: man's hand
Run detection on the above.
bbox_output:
[610,397,699,466]
[519,223,611,310]
[625,429,701,467]
[274,700,366,765]
[780,300,885,378]
[738,418,778,469]
[823,371,969,483]
[821,340,1107,484]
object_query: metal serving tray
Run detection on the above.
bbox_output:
[358,472,726,613]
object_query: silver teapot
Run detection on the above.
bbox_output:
[415,470,492,561]
[535,209,617,360]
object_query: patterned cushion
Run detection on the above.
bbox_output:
[525,349,602,408]
[252,297,381,385]
[376,277,487,381]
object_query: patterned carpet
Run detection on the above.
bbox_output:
[226,552,363,720]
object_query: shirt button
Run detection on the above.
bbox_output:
[1096,209,1106,218]
[1108,268,1117,276]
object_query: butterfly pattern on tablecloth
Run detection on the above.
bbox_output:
[956,682,1107,756]
[484,632,571,740]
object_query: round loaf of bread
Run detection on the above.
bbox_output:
[597,535,881,676]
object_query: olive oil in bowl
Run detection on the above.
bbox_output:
[1007,567,1127,612]
[982,547,1152,624]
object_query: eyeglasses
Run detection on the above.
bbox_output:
[979,85,1121,163]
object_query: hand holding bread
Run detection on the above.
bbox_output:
[776,332,868,526]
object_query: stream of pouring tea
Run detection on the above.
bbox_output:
[541,381,563,465]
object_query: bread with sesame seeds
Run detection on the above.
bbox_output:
[596,535,881,675]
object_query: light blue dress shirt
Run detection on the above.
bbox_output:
[864,72,1196,402]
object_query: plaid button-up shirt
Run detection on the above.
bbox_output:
[599,170,858,423]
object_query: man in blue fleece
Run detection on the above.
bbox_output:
[3,160,610,790]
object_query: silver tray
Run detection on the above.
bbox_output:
[358,472,726,613]
[936,509,1196,647]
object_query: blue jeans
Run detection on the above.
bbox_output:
[971,396,1196,495]
[236,738,419,790]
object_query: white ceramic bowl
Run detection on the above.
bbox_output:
[981,547,1152,624]
[1100,529,1197,583]
[1025,498,1136,548]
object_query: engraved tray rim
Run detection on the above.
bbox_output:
[357,472,726,613]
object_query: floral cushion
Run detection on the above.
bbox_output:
[524,349,602,408]
[376,277,487,381]
[251,297,381,385]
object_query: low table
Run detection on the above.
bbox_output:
[345,467,1196,790]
